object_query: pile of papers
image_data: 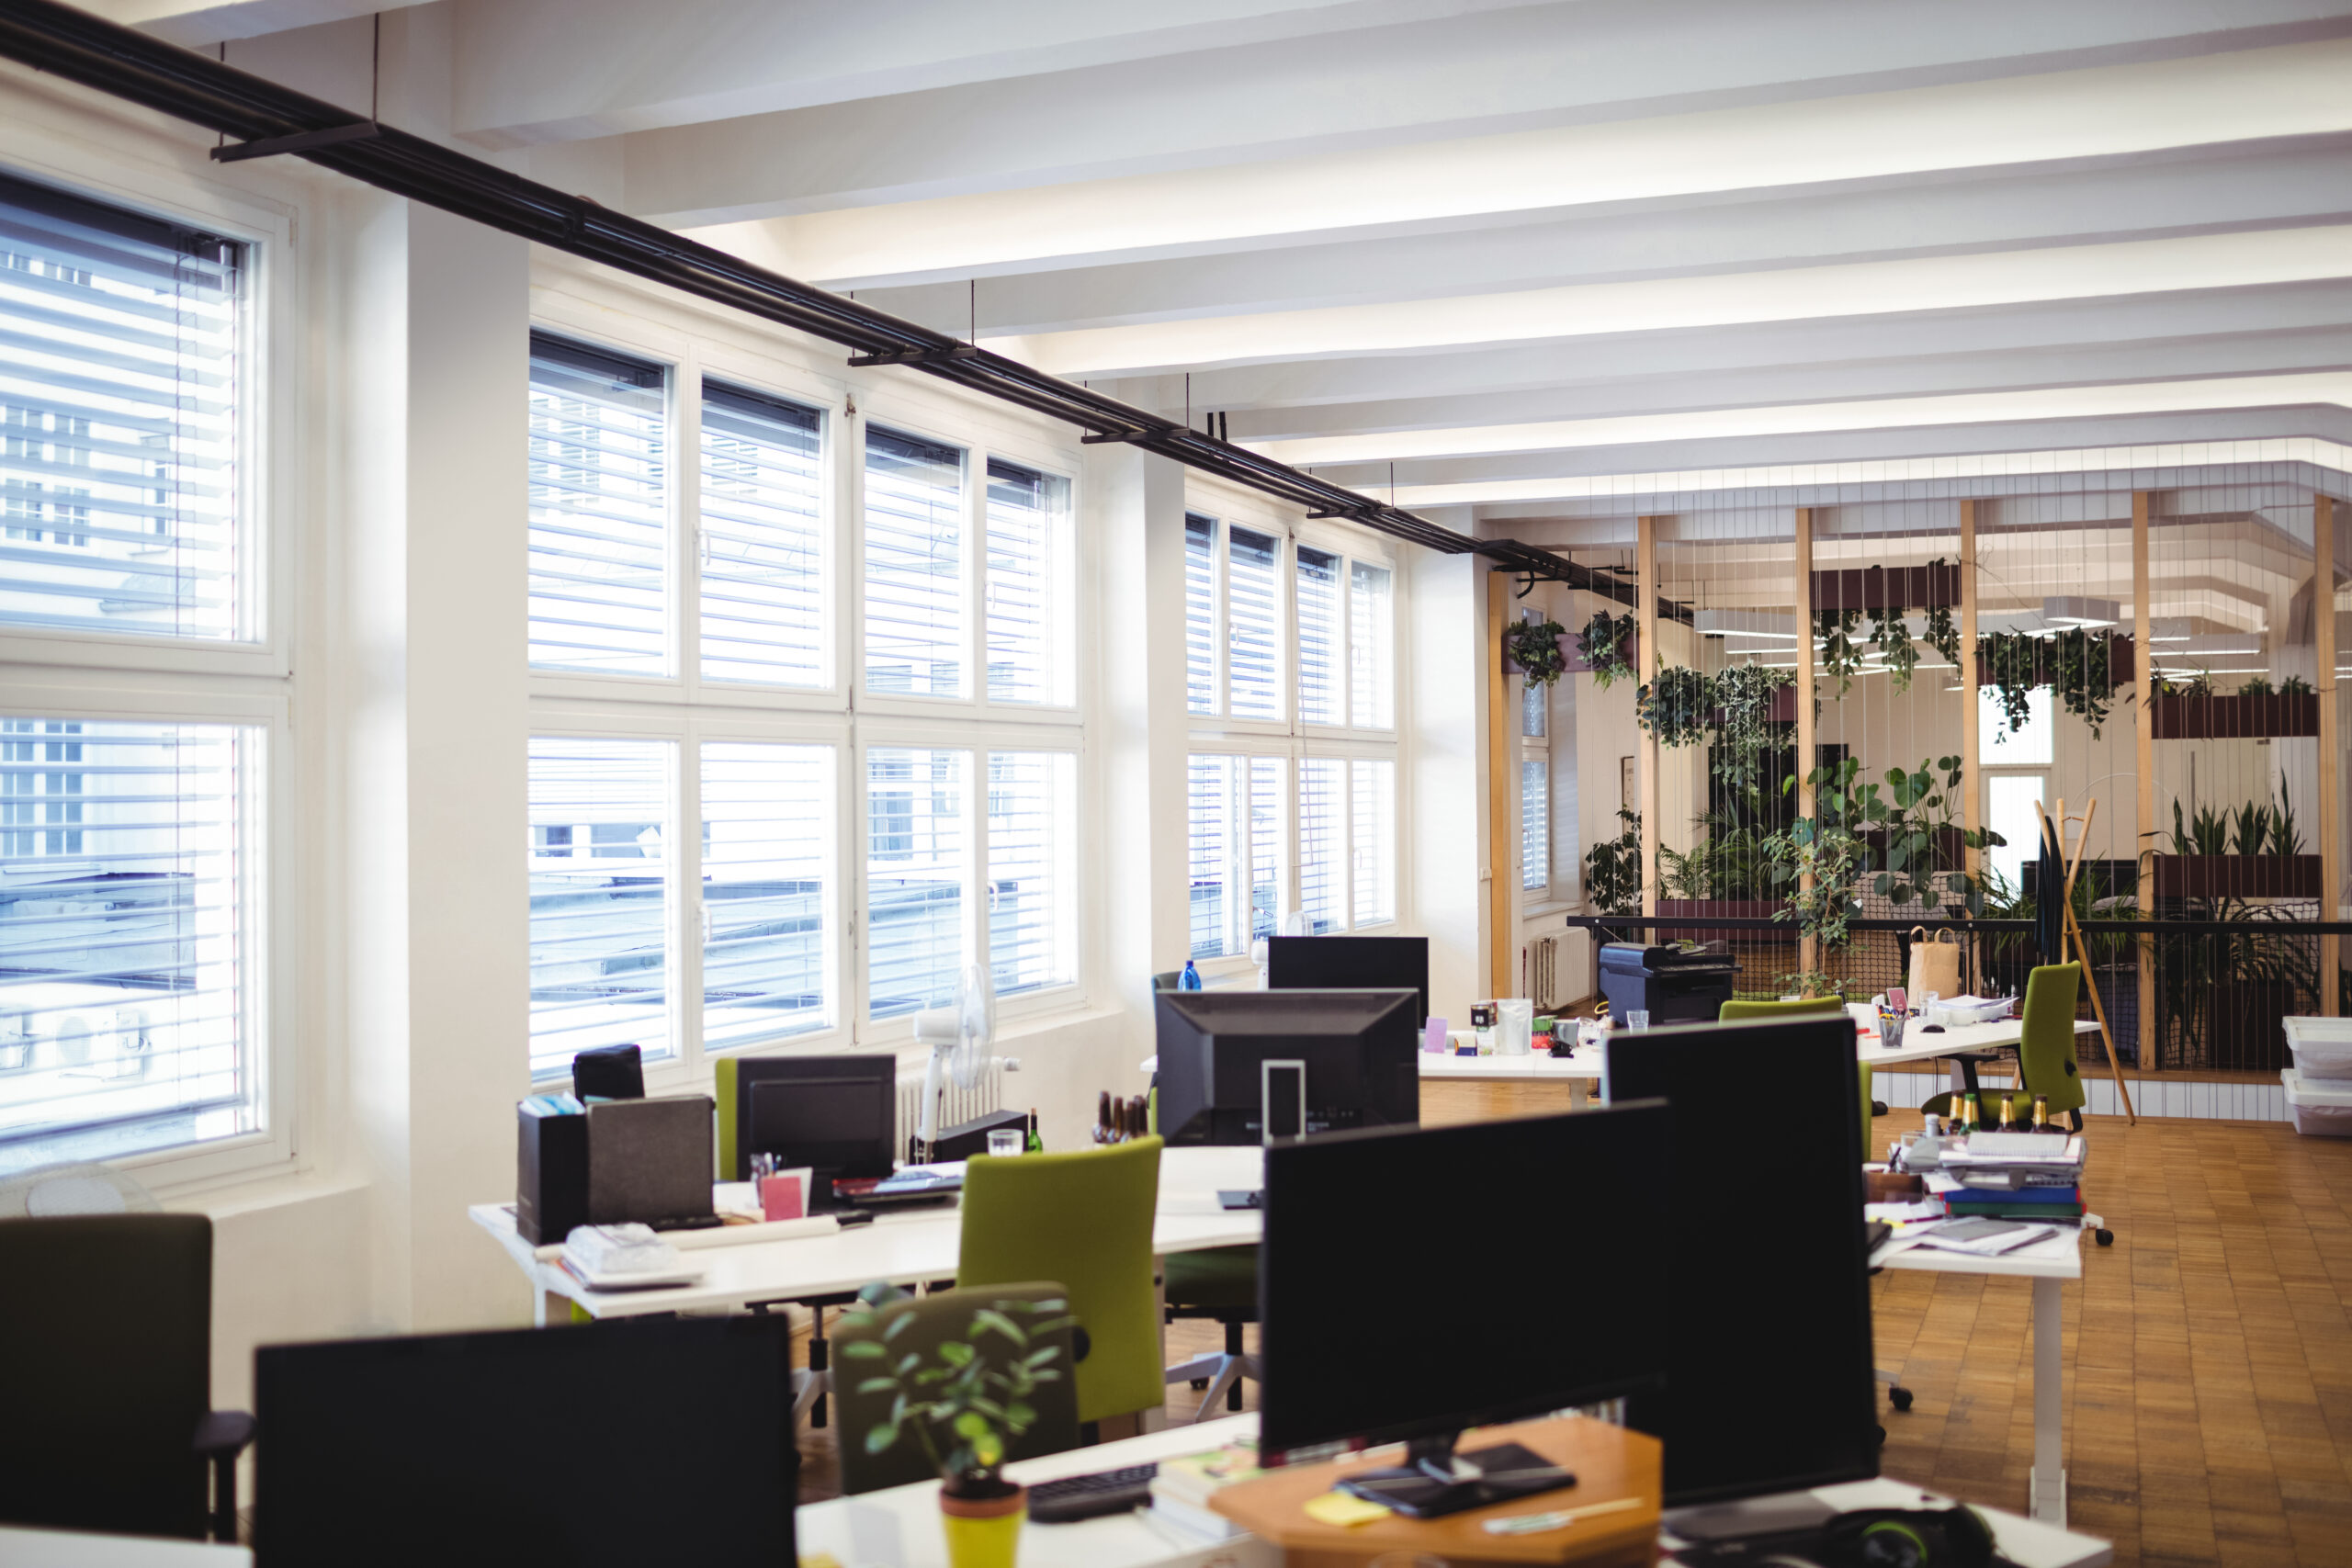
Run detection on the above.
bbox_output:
[558,1223,704,1291]
[1926,1131,2086,1223]
[1146,1440,1261,1544]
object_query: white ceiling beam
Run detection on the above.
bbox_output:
[74,0,434,47]
[447,0,1531,148]
[989,225,2352,377]
[676,36,2352,282]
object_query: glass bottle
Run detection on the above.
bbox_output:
[2032,1093,2051,1133]
[1998,1095,2016,1130]
[1962,1092,1982,1134]
[1027,1107,1044,1154]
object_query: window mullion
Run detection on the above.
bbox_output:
[676,725,706,1071]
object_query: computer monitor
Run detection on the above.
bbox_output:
[721,1054,896,1187]
[1604,1017,1878,1517]
[1266,934,1430,1026]
[254,1315,797,1566]
[1258,1102,1673,1517]
[1154,988,1419,1145]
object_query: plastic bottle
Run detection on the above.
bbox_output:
[1179,960,1204,990]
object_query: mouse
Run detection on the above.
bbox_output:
[1920,1023,1945,1033]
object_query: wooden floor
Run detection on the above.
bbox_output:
[793,1110,2352,1567]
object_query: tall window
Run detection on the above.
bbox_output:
[700,381,824,686]
[1227,525,1282,721]
[1296,547,1341,725]
[526,739,673,1076]
[865,748,967,1017]
[1184,514,1217,714]
[0,719,257,1173]
[528,334,668,675]
[984,460,1069,705]
[1521,760,1550,892]
[864,427,964,698]
[1349,562,1394,729]
[1186,754,1288,959]
[988,751,1075,993]
[1299,757,1345,932]
[701,744,833,1048]
[0,174,246,643]
[1351,760,1396,925]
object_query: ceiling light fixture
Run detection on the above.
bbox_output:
[2042,595,2121,629]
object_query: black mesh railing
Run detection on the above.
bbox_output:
[1566,914,2352,1071]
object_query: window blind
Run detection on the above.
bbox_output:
[987,750,1073,994]
[1185,753,1236,959]
[864,427,963,698]
[528,333,669,675]
[866,747,965,1018]
[701,742,831,1050]
[985,459,1065,705]
[1349,561,1394,728]
[1521,759,1550,892]
[1351,758,1396,925]
[526,738,672,1076]
[1227,525,1281,720]
[0,718,253,1173]
[1522,675,1546,738]
[699,380,824,686]
[1296,546,1340,725]
[0,173,244,642]
[1249,756,1285,942]
[1184,513,1217,715]
[1298,757,1344,933]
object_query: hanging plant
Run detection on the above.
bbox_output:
[1870,604,1919,692]
[1978,632,2038,738]
[1502,615,1569,688]
[1636,664,1716,748]
[2049,629,2117,737]
[1576,609,1637,689]
[1710,661,1795,783]
[1815,607,1864,697]
[1920,564,1962,670]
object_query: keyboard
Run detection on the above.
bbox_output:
[1027,1462,1159,1523]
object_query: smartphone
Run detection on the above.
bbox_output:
[1261,1058,1306,1145]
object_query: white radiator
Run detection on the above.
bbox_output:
[895,1057,1020,1160]
[1529,935,1561,1011]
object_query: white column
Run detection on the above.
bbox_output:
[345,197,533,1332]
[1408,552,1483,1026]
[1092,448,1192,1036]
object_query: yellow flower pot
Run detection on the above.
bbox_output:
[939,1483,1026,1568]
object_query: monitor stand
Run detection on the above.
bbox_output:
[1663,1494,1837,1542]
[1336,1432,1576,1519]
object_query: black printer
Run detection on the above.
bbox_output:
[1596,942,1736,1026]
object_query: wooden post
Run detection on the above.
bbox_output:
[1638,515,1661,922]
[1793,507,1817,976]
[2319,493,2341,1016]
[1486,569,1515,1002]
[1960,500,1982,881]
[2132,491,2158,1068]
[2041,798,2138,1123]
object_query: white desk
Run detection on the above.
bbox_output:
[795,1416,2112,1568]
[0,1528,246,1565]
[469,1146,1266,1325]
[1876,1223,2086,1526]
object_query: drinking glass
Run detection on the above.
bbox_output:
[986,1128,1023,1157]
[1626,1010,1652,1031]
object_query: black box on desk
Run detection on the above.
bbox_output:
[925,1108,1030,1163]
[1598,942,1736,1026]
[587,1094,717,1228]
[516,1097,589,1246]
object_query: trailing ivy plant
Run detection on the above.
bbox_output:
[1977,632,2039,739]
[1709,660,1795,784]
[1815,607,1865,697]
[1575,610,1637,689]
[1921,559,1963,670]
[1870,604,1919,692]
[1636,664,1716,748]
[1503,615,1569,688]
[2049,628,2118,737]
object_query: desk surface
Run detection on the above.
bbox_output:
[469,1145,1266,1318]
[1419,1047,1604,1080]
[1850,1005,2101,1069]
[1875,1219,2086,1280]
[0,1527,247,1565]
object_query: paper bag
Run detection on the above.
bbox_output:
[1906,925,1964,1002]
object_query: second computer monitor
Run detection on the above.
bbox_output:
[723,1055,896,1184]
[1266,934,1430,1026]
[1155,988,1419,1145]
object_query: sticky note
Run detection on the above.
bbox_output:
[1305,1492,1395,1527]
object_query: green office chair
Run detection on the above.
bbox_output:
[831,1282,1082,1495]
[1923,963,2086,1128]
[1163,1245,1259,1419]
[0,1213,254,1541]
[958,1137,1166,1427]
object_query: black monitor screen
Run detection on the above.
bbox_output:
[1258,1102,1672,1454]
[1155,988,1418,1145]
[1605,1017,1877,1506]
[255,1316,796,1566]
[1266,935,1430,1027]
[749,1077,893,1175]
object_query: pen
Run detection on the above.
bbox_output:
[1482,1496,1645,1535]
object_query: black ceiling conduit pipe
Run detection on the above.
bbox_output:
[0,0,1656,595]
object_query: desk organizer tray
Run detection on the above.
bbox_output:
[2283,1017,2352,1080]
[2282,1068,2352,1137]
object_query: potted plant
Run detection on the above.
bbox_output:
[843,1293,1074,1568]
[1569,608,1637,687]
[1709,661,1796,782]
[1500,615,1570,686]
[2151,790,2321,899]
[1636,664,1716,747]
[1584,807,1644,946]
[2150,671,2321,739]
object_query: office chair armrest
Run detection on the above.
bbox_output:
[1071,1325,1091,1364]
[195,1410,254,1544]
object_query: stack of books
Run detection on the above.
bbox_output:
[1146,1439,1262,1543]
[1932,1131,2086,1221]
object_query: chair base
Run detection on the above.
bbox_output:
[1165,1349,1261,1421]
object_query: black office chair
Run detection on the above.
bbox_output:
[0,1213,254,1541]
[1163,1246,1261,1417]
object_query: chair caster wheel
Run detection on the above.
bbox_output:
[1874,1425,1887,1447]
[2096,1229,2114,1247]
[1890,1387,1913,1412]
[1191,1379,1208,1391]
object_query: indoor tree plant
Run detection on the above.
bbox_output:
[844,1293,1074,1568]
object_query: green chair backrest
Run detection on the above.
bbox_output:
[714,1055,743,1180]
[1720,996,1849,1021]
[958,1137,1164,1426]
[2016,961,2086,1117]
[832,1282,1080,1495]
[0,1213,213,1539]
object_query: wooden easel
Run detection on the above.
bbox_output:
[2035,797,2138,1124]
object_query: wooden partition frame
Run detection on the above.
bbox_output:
[1959,501,1982,884]
[1486,569,1515,1002]
[2133,492,2159,1066]
[1637,515,1661,921]
[1792,507,1817,976]
[2320,493,2342,1016]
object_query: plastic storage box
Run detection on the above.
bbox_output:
[2282,1017,2352,1081]
[2282,1068,2352,1136]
